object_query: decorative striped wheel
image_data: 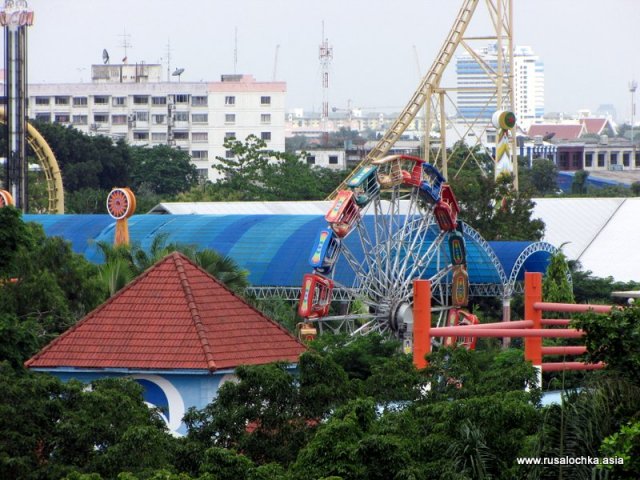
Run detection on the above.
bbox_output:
[0,189,14,208]
[107,188,136,220]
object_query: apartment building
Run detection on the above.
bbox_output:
[25,64,286,181]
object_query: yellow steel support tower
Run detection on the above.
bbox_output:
[329,0,517,197]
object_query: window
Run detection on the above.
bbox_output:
[111,115,127,125]
[636,153,640,168]
[94,95,109,105]
[192,132,208,143]
[597,153,605,167]
[261,132,271,141]
[623,152,630,167]
[35,113,51,122]
[152,114,166,124]
[133,131,149,141]
[72,115,88,125]
[225,113,236,124]
[35,96,50,105]
[133,95,149,105]
[192,113,208,124]
[225,96,236,105]
[260,96,271,105]
[54,96,70,105]
[610,153,618,165]
[151,132,167,142]
[197,168,209,180]
[261,113,271,124]
[73,97,88,107]
[135,111,149,122]
[225,150,234,159]
[174,111,189,122]
[174,131,189,140]
[192,96,208,106]
[152,96,167,105]
[112,97,127,107]
[329,155,339,165]
[191,150,209,160]
[225,132,236,139]
[175,94,189,104]
[306,155,316,165]
[54,114,70,123]
[585,153,593,168]
[93,113,109,123]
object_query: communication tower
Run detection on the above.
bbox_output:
[319,22,333,145]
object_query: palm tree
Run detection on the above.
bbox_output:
[94,234,249,296]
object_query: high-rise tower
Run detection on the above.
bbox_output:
[2,0,34,211]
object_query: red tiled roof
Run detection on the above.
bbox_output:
[528,124,585,140]
[579,118,607,135]
[26,252,306,371]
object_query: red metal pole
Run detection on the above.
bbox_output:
[541,346,587,356]
[429,327,584,338]
[459,320,534,329]
[534,302,613,314]
[413,279,431,369]
[540,319,571,327]
[542,362,605,372]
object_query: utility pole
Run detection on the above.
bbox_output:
[319,21,333,146]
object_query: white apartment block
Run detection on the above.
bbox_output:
[25,64,286,182]
[456,44,544,130]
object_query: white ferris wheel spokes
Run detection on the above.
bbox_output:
[298,155,478,350]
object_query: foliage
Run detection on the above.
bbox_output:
[0,210,105,343]
[542,246,574,304]
[446,143,545,240]
[129,145,199,196]
[573,303,640,385]
[523,158,559,195]
[571,169,589,195]
[599,420,640,477]
[569,260,640,304]
[0,368,175,480]
[173,134,348,202]
[33,120,130,193]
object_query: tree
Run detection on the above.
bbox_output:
[571,169,589,195]
[129,144,199,196]
[528,158,558,195]
[542,246,574,304]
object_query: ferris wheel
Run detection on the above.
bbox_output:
[298,155,477,350]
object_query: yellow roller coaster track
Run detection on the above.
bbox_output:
[0,107,65,213]
[329,0,518,198]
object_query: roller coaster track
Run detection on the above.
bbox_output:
[328,0,480,198]
[0,107,65,213]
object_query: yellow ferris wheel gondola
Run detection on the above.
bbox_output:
[0,106,64,213]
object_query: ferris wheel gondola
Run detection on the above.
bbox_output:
[298,155,475,350]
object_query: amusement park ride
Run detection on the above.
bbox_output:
[297,0,519,351]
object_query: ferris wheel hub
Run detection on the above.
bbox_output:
[390,301,413,333]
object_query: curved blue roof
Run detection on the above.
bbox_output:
[24,214,554,295]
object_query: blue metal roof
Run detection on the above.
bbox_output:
[24,214,553,292]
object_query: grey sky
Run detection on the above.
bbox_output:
[11,0,640,122]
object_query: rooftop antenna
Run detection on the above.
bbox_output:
[233,26,238,74]
[319,21,333,145]
[166,38,171,82]
[118,28,132,63]
[172,68,185,82]
[272,44,280,81]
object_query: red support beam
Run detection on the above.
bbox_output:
[429,327,584,338]
[534,302,613,314]
[540,319,571,327]
[542,362,605,372]
[541,346,587,356]
[524,272,543,366]
[412,279,431,369]
[463,320,534,329]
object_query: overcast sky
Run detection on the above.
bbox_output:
[7,0,640,122]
